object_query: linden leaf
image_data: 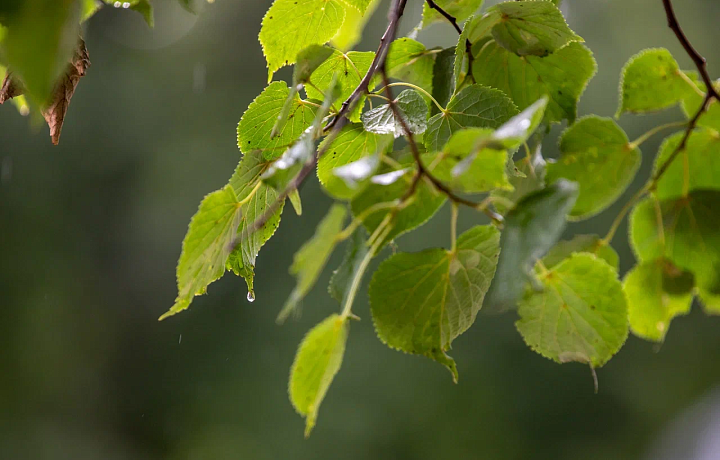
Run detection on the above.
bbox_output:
[278,205,348,322]
[385,37,436,99]
[473,41,596,124]
[546,116,640,220]
[289,314,349,437]
[421,0,484,28]
[654,128,720,201]
[616,48,693,117]
[361,89,429,138]
[516,253,629,367]
[259,0,346,81]
[542,235,619,272]
[624,259,694,342]
[424,84,519,151]
[237,81,317,160]
[329,227,369,305]
[370,225,500,381]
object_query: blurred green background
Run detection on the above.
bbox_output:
[2,0,720,458]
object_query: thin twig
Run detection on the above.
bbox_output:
[231,0,409,246]
[653,0,719,185]
[425,0,475,84]
[379,67,503,224]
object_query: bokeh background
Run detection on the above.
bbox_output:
[2,0,720,458]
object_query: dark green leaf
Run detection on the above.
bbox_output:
[329,227,369,304]
[361,89,428,138]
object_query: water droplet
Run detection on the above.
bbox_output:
[122,2,130,8]
[247,291,255,302]
[113,1,121,7]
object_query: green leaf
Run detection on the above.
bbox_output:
[624,260,694,342]
[317,123,393,200]
[329,227,369,304]
[546,116,640,220]
[289,189,303,216]
[162,185,243,320]
[351,162,446,248]
[429,47,456,116]
[489,96,548,150]
[485,179,579,312]
[516,253,628,367]
[332,0,380,51]
[361,89,429,138]
[259,0,346,82]
[293,45,335,86]
[491,144,546,215]
[423,128,511,193]
[226,151,286,297]
[616,48,693,117]
[680,76,720,131]
[103,0,154,27]
[630,191,720,302]
[81,0,101,22]
[473,41,596,124]
[261,132,315,192]
[542,235,619,272]
[421,0,484,28]
[474,1,582,57]
[453,15,473,88]
[306,50,376,122]
[424,84,519,151]
[2,0,81,104]
[370,225,500,381]
[339,0,372,14]
[386,38,436,100]
[289,314,349,437]
[237,81,317,160]
[654,128,720,201]
[278,205,347,322]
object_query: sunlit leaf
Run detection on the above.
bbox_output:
[616,48,692,117]
[289,314,349,437]
[332,0,380,51]
[517,254,628,367]
[624,259,694,342]
[546,116,640,220]
[385,37,435,98]
[473,41,596,124]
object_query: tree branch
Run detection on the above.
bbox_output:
[424,0,475,84]
[230,0,408,248]
[653,0,719,185]
[379,67,502,224]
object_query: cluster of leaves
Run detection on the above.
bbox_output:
[0,0,194,143]
[160,0,720,436]
[4,0,718,438]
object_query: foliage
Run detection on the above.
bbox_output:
[3,0,720,438]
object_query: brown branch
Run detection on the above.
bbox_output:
[230,0,409,249]
[379,67,502,224]
[425,0,475,84]
[653,0,719,185]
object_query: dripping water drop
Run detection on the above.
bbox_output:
[247,291,255,303]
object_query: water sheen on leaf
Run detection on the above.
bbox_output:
[616,48,692,117]
[259,0,346,81]
[237,82,317,159]
[289,314,349,437]
[362,89,429,138]
[516,253,628,367]
[424,84,519,151]
[370,225,500,381]
[473,41,596,124]
[546,116,640,220]
[485,179,579,312]
[278,205,347,322]
[624,260,694,342]
[491,144,546,215]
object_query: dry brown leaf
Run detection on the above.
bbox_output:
[0,38,90,145]
[43,38,90,145]
[0,71,25,104]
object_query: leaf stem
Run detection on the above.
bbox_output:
[335,200,403,242]
[628,121,687,149]
[450,202,458,253]
[340,246,375,319]
[602,183,650,244]
[374,81,445,113]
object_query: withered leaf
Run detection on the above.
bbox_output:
[0,38,90,145]
[43,38,90,145]
[0,71,24,104]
